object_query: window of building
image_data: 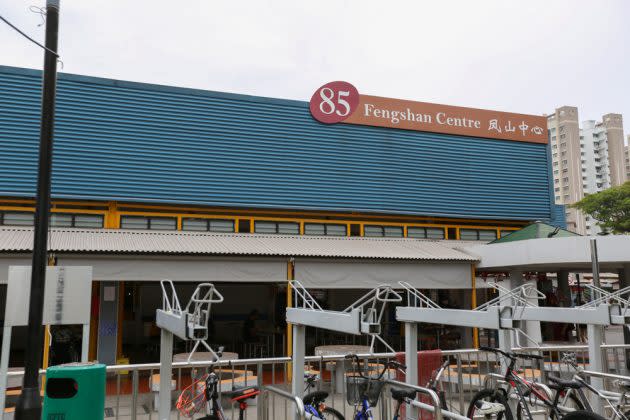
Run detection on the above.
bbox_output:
[407,226,445,240]
[364,225,403,237]
[50,213,104,228]
[553,161,558,167]
[562,177,569,182]
[562,168,568,172]
[554,179,559,184]
[0,211,35,226]
[562,160,568,165]
[555,195,561,201]
[304,223,347,236]
[459,229,497,241]
[554,170,559,174]
[552,136,557,141]
[552,153,558,158]
[182,218,235,232]
[560,134,566,139]
[254,221,299,234]
[559,125,565,133]
[121,215,177,230]
[554,187,560,192]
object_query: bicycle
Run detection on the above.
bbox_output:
[303,372,345,419]
[345,354,406,419]
[547,352,630,420]
[176,347,260,420]
[468,346,605,420]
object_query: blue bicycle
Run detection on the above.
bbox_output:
[344,354,407,420]
[303,372,345,419]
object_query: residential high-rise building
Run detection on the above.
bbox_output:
[547,108,626,235]
[626,139,630,181]
[547,107,584,233]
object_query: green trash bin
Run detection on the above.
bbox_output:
[42,362,106,420]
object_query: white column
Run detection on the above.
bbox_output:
[587,325,605,415]
[522,277,543,345]
[498,276,514,354]
[404,322,418,419]
[0,326,12,418]
[291,324,306,420]
[158,330,173,420]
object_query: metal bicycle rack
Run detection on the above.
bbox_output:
[155,280,224,420]
[286,280,402,419]
[396,280,630,417]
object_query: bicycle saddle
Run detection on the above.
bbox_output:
[303,391,329,406]
[547,375,582,390]
[390,388,416,402]
[224,386,260,402]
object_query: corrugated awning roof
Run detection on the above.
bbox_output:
[0,227,477,261]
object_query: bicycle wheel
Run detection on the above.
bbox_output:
[549,393,585,420]
[561,410,606,420]
[467,389,513,420]
[320,406,345,419]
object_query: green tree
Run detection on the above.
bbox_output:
[571,181,630,234]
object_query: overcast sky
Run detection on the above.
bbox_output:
[2,0,629,136]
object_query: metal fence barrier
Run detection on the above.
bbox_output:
[3,344,630,419]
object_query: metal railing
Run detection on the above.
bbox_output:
[4,344,630,419]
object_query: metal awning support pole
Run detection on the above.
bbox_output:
[404,322,419,419]
[158,329,173,420]
[591,238,601,289]
[587,324,605,415]
[291,324,305,420]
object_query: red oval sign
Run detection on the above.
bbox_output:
[309,81,360,124]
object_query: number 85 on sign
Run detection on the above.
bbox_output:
[309,81,360,124]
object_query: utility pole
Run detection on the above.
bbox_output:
[15,1,60,419]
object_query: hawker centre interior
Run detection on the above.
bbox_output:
[0,65,566,367]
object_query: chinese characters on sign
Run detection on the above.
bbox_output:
[309,82,548,144]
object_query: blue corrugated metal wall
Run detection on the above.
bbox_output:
[0,65,555,221]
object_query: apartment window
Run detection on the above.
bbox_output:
[555,195,561,201]
[559,125,565,133]
[554,179,559,184]
[0,211,35,226]
[182,218,235,232]
[554,187,560,192]
[121,215,177,230]
[562,168,568,173]
[553,161,558,167]
[552,153,558,158]
[552,144,557,149]
[562,177,569,182]
[563,186,569,191]
[554,170,559,174]
[254,221,299,234]
[50,213,104,228]
[459,229,497,241]
[562,160,568,165]
[407,226,445,240]
[561,151,567,157]
[563,194,570,200]
[560,134,566,139]
[304,223,347,236]
[364,225,403,237]
[552,136,557,141]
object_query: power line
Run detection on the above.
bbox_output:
[0,13,59,57]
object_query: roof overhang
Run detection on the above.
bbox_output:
[465,235,630,272]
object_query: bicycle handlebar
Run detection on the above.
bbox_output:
[478,346,544,361]
[345,354,406,380]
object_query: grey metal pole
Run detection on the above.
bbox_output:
[15,1,60,418]
[590,238,601,289]
[404,322,418,418]
[158,330,173,420]
[291,325,305,420]
[587,324,605,415]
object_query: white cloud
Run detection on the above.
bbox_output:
[1,0,629,135]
